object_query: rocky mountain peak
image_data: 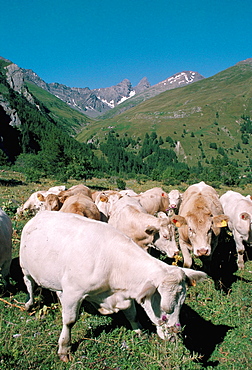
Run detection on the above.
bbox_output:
[21,65,204,118]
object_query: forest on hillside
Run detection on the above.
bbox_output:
[0,60,251,187]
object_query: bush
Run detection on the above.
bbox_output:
[116,178,126,190]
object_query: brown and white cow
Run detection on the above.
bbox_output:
[57,184,93,203]
[20,211,207,361]
[16,186,66,215]
[133,187,169,215]
[59,193,100,220]
[0,207,12,287]
[220,190,252,269]
[108,196,182,255]
[177,181,229,269]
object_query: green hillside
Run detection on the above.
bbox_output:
[25,81,93,135]
[77,61,252,168]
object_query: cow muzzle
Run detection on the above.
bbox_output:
[157,322,182,341]
[196,247,210,257]
[157,314,181,340]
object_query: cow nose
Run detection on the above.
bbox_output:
[196,248,209,256]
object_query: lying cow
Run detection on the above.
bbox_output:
[38,184,94,212]
[16,186,66,215]
[177,181,229,270]
[19,211,207,361]
[108,196,182,255]
[0,207,12,287]
[58,184,93,203]
[220,190,252,269]
[60,193,100,220]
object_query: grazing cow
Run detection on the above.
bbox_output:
[58,184,93,203]
[94,190,122,222]
[0,208,12,287]
[177,181,229,269]
[19,211,207,361]
[16,186,66,215]
[220,190,252,269]
[108,196,182,252]
[60,193,100,220]
[167,190,183,215]
[132,187,169,215]
[151,212,182,258]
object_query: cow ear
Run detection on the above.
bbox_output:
[136,282,156,304]
[212,215,229,235]
[37,193,45,202]
[171,215,186,228]
[145,225,158,235]
[181,268,207,286]
[100,195,108,202]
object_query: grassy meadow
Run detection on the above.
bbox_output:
[0,171,252,369]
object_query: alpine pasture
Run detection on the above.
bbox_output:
[0,171,251,370]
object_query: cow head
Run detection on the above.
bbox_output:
[136,267,207,341]
[151,213,185,258]
[179,212,229,257]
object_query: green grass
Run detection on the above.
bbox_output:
[25,82,93,135]
[0,171,252,369]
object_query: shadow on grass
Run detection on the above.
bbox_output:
[70,301,232,367]
[208,228,252,293]
[0,178,23,186]
[180,304,232,367]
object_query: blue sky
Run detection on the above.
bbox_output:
[1,0,251,89]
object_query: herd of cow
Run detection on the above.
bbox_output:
[0,181,251,361]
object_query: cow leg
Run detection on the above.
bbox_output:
[23,275,35,310]
[122,301,142,334]
[179,240,193,268]
[236,241,245,269]
[232,232,245,269]
[0,259,11,288]
[57,291,84,362]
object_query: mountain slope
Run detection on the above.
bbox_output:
[77,59,252,168]
[98,71,204,120]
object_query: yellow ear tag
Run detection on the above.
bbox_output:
[221,220,227,227]
[172,219,181,227]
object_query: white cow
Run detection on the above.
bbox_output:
[16,186,66,215]
[167,189,183,215]
[119,189,138,197]
[20,211,206,361]
[108,196,182,252]
[151,212,181,258]
[220,190,252,269]
[0,207,12,287]
[94,191,122,222]
[134,187,169,215]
